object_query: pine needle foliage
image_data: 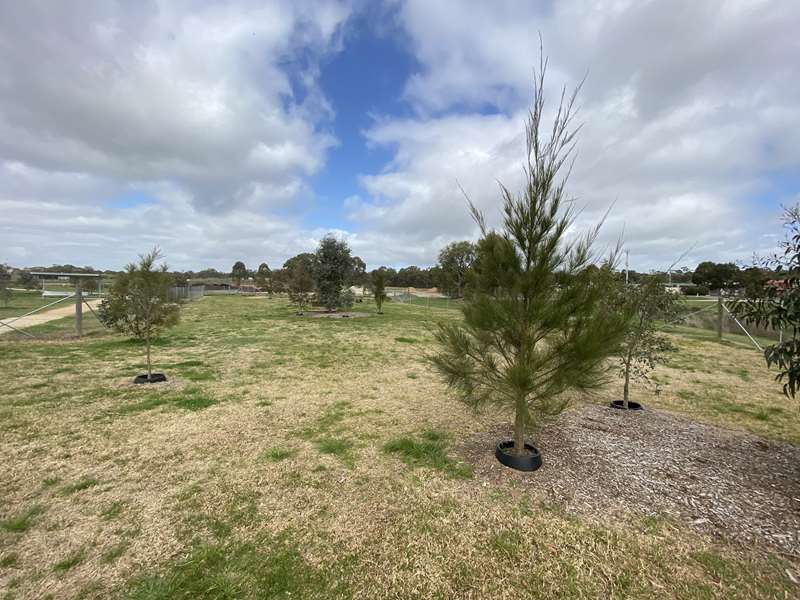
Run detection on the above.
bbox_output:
[429,55,630,456]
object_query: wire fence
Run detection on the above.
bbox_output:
[386,289,462,310]
[385,290,772,352]
[169,285,205,301]
[670,299,777,345]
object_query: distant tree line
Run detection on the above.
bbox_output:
[4,248,777,300]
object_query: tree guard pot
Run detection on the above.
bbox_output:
[133,373,167,384]
[610,400,643,411]
[495,441,542,472]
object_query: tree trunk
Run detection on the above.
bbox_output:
[513,409,525,456]
[146,331,152,381]
[623,343,635,409]
[623,362,630,409]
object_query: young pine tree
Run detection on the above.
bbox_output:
[99,248,180,381]
[429,59,629,459]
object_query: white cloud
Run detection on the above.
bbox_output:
[0,0,353,269]
[2,0,798,272]
[350,0,800,270]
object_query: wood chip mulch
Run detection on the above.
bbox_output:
[460,404,800,558]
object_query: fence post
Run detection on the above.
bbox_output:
[716,296,723,342]
[75,286,83,338]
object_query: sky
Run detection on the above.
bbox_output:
[1,0,798,273]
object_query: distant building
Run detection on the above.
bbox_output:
[664,282,693,294]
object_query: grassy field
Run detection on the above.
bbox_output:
[1,296,797,599]
[0,291,70,318]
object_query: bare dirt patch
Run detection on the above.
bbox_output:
[461,403,800,557]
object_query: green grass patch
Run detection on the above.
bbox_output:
[0,504,45,533]
[100,501,125,520]
[117,386,216,415]
[125,534,352,599]
[117,395,171,415]
[54,548,86,572]
[0,552,19,568]
[59,476,99,496]
[394,337,417,344]
[489,529,525,557]
[173,387,217,411]
[260,447,297,462]
[300,400,352,439]
[383,430,473,479]
[315,437,356,467]
[101,542,129,564]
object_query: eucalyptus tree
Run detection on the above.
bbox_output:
[733,205,800,398]
[429,56,628,468]
[255,262,271,292]
[99,248,180,382]
[231,261,248,287]
[438,241,476,298]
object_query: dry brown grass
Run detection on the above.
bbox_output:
[0,297,797,599]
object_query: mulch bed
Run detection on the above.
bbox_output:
[460,404,800,558]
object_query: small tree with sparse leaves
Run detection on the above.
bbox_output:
[98,248,180,381]
[429,56,629,460]
[17,270,37,290]
[0,264,11,307]
[372,269,388,314]
[614,277,680,408]
[287,259,314,314]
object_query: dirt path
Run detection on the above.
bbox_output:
[0,299,101,335]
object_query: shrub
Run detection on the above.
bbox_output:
[314,236,352,311]
[98,248,179,381]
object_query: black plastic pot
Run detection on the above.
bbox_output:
[495,441,542,472]
[133,373,167,385]
[610,400,643,411]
